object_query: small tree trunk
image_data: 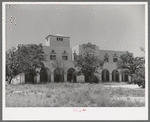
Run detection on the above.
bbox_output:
[9,77,12,84]
[131,74,133,83]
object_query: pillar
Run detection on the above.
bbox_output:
[35,73,40,84]
[128,75,131,83]
[47,73,50,83]
[122,73,124,82]
[99,73,101,81]
[109,73,112,82]
[64,74,67,82]
[51,73,54,83]
[20,73,25,84]
[119,74,122,82]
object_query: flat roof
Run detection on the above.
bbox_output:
[99,49,126,53]
[45,34,70,39]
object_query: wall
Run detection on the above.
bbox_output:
[102,62,119,73]
[43,60,75,73]
[71,45,80,61]
[43,46,72,61]
[11,73,25,84]
[48,36,70,47]
[79,44,100,56]
[99,50,126,62]
[45,38,49,46]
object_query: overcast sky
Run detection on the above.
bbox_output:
[5,3,145,57]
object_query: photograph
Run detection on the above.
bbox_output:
[3,2,148,120]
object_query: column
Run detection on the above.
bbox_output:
[47,73,51,83]
[119,74,122,82]
[128,75,131,83]
[122,73,124,82]
[99,73,101,82]
[21,73,25,84]
[51,73,54,83]
[35,73,40,84]
[109,73,112,82]
[64,74,67,82]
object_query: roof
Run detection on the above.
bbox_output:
[99,49,126,53]
[45,34,70,39]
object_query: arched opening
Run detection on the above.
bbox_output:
[67,68,76,83]
[122,70,129,82]
[102,69,109,82]
[40,67,48,83]
[25,72,34,84]
[54,68,64,82]
[84,71,92,83]
[112,69,119,82]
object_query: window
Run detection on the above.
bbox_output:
[62,56,68,60]
[104,53,109,62]
[113,58,118,62]
[52,50,54,53]
[57,37,63,41]
[113,53,118,62]
[105,57,109,62]
[64,51,66,53]
[50,55,56,60]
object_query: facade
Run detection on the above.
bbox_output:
[11,34,131,84]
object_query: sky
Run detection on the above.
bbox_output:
[5,3,145,57]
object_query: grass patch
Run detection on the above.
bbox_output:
[6,83,145,107]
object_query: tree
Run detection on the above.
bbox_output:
[52,58,68,82]
[6,47,18,83]
[117,51,145,83]
[133,47,145,88]
[74,51,105,83]
[6,44,46,84]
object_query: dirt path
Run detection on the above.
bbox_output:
[104,84,142,89]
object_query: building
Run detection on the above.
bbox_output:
[11,34,131,84]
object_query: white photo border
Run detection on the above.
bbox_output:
[2,2,148,120]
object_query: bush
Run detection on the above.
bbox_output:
[133,76,145,88]
[91,74,99,83]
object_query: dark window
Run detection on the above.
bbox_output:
[62,38,63,41]
[50,55,56,60]
[113,53,118,62]
[62,56,68,60]
[64,51,66,53]
[113,58,118,62]
[105,57,109,62]
[57,38,58,40]
[104,53,109,62]
[52,50,54,53]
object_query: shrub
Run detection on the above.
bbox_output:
[133,76,145,88]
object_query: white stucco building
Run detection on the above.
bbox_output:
[11,34,131,84]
